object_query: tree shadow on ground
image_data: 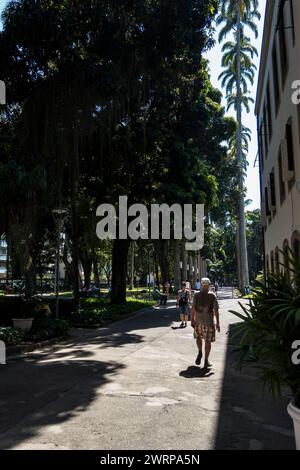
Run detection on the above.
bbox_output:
[213,322,295,450]
[0,303,180,449]
[0,356,125,449]
[56,303,179,352]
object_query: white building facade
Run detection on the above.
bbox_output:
[255,0,300,273]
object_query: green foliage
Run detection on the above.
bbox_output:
[0,0,236,301]
[0,327,25,345]
[0,318,70,345]
[246,209,263,281]
[29,317,70,342]
[72,297,155,326]
[230,251,300,407]
[204,209,262,284]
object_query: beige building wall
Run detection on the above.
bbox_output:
[255,0,300,271]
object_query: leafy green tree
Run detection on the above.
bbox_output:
[0,0,237,305]
[246,209,263,283]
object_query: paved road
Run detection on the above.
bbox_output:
[0,293,295,450]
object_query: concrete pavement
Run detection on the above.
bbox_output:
[0,290,295,450]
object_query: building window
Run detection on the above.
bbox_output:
[286,119,295,189]
[270,170,277,213]
[259,120,264,169]
[265,187,271,217]
[266,83,272,141]
[289,0,295,46]
[263,104,268,157]
[275,247,280,274]
[278,147,286,204]
[292,231,300,262]
[270,250,275,273]
[278,1,288,86]
[283,239,290,278]
[272,42,280,113]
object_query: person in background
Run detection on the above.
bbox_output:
[214,281,219,296]
[176,282,191,328]
[194,278,201,291]
[164,280,170,296]
[185,279,191,292]
[152,287,167,306]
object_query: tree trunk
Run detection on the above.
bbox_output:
[111,239,131,304]
[24,252,37,298]
[182,246,187,281]
[62,261,72,290]
[62,234,73,289]
[93,258,100,288]
[6,235,10,285]
[154,252,160,286]
[174,240,181,292]
[81,257,92,289]
[236,221,241,288]
[192,253,196,287]
[154,240,170,283]
[129,242,134,289]
[71,131,80,308]
[236,2,249,293]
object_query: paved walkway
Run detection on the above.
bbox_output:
[0,290,295,450]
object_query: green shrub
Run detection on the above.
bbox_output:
[230,250,300,407]
[0,327,25,345]
[71,297,154,326]
[0,296,75,326]
[28,318,70,341]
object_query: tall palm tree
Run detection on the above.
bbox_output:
[217,0,261,292]
[219,34,258,94]
[228,124,252,172]
[217,0,260,42]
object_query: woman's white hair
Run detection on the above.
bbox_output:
[201,277,211,285]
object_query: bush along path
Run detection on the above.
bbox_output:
[71,297,155,328]
[0,297,155,348]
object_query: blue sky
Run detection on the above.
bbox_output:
[0,0,265,210]
[0,0,5,21]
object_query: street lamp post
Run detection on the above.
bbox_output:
[180,261,183,285]
[52,208,68,319]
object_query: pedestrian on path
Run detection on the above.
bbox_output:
[164,280,170,296]
[152,287,167,306]
[176,282,191,328]
[191,277,220,368]
[214,281,219,297]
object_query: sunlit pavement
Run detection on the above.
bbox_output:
[0,289,295,450]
